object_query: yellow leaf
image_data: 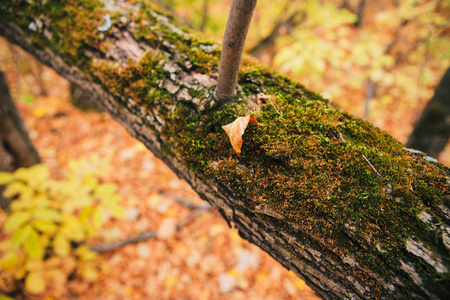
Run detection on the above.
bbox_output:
[32,208,61,223]
[0,240,12,251]
[32,220,57,234]
[14,164,49,191]
[294,278,308,291]
[92,206,104,229]
[25,257,44,271]
[164,274,178,290]
[61,215,84,241]
[75,246,97,261]
[24,228,44,259]
[3,181,29,198]
[109,204,126,219]
[80,264,98,281]
[0,295,15,300]
[104,194,120,208]
[53,233,71,257]
[222,115,258,156]
[25,271,46,294]
[44,256,63,268]
[0,172,14,185]
[11,224,33,246]
[0,252,22,270]
[93,184,117,198]
[4,211,31,233]
[33,106,46,118]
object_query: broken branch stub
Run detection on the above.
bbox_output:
[214,0,258,103]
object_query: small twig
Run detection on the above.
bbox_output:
[214,0,258,102]
[362,154,381,177]
[158,190,213,210]
[90,209,209,253]
[90,231,157,253]
[268,97,280,115]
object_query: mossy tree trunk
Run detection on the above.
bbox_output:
[406,66,450,159]
[1,1,449,299]
[0,71,40,209]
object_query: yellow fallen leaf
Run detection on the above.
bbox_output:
[33,106,46,118]
[222,115,258,156]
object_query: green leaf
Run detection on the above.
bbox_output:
[0,172,14,185]
[32,220,57,234]
[11,224,33,246]
[24,228,44,259]
[21,95,35,104]
[0,295,15,300]
[33,208,61,222]
[4,211,31,233]
[92,206,104,229]
[25,271,46,294]
[53,233,71,257]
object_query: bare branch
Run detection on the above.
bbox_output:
[90,209,209,253]
[214,0,257,103]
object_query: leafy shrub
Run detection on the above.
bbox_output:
[0,162,126,297]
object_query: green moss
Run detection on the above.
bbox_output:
[163,66,450,292]
[4,0,449,295]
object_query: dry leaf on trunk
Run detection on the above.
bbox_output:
[222,115,258,156]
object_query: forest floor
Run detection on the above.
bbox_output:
[8,62,320,299]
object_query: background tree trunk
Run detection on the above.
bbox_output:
[0,1,449,299]
[0,71,40,209]
[406,66,450,158]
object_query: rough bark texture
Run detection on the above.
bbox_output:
[407,67,450,158]
[70,82,101,111]
[1,1,449,299]
[0,71,40,209]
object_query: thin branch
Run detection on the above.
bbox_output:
[90,209,209,253]
[354,0,366,28]
[362,154,381,177]
[249,10,300,57]
[158,190,213,210]
[384,19,409,56]
[363,80,376,120]
[199,0,209,32]
[214,0,257,103]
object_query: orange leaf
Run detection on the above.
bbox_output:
[222,115,258,156]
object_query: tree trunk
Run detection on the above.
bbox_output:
[0,71,40,209]
[406,66,450,158]
[1,1,449,299]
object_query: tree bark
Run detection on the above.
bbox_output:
[0,71,40,209]
[406,66,450,158]
[1,1,449,299]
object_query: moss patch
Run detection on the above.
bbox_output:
[3,0,449,295]
[164,66,450,293]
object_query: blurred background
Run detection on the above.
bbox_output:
[0,0,448,299]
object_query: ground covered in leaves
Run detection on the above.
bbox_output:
[5,61,319,299]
